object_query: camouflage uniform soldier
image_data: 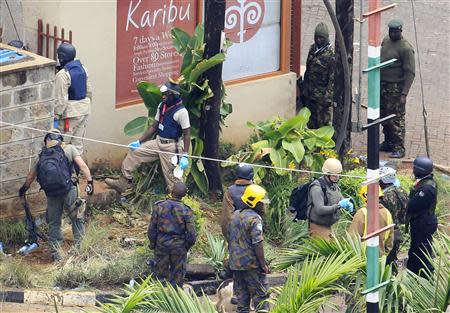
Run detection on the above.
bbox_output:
[228,185,270,313]
[147,182,196,287]
[302,22,335,129]
[380,19,415,158]
[379,166,408,268]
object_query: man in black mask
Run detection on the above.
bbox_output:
[301,22,335,128]
[106,80,191,193]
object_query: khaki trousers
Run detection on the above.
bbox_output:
[58,115,89,155]
[121,137,181,191]
[308,222,332,240]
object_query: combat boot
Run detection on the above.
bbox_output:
[379,141,393,152]
[105,176,133,193]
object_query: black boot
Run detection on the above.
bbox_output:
[379,141,393,152]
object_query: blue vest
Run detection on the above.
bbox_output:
[64,60,87,100]
[157,102,184,139]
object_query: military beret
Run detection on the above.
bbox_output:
[388,19,403,30]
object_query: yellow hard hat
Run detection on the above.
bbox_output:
[241,184,267,208]
[359,185,384,203]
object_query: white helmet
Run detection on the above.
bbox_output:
[322,158,343,175]
[379,166,396,184]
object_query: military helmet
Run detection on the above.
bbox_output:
[359,185,384,203]
[322,158,343,175]
[413,156,433,178]
[44,128,64,147]
[57,43,76,66]
[235,163,254,180]
[241,184,267,208]
[379,166,396,184]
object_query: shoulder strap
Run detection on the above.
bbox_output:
[317,178,328,205]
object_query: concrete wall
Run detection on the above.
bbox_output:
[19,0,296,168]
[0,44,55,216]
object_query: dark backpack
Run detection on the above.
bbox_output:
[36,145,73,197]
[288,178,328,221]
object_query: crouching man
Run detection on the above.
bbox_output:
[228,184,270,313]
[147,182,196,287]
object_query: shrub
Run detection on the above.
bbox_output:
[182,195,204,234]
[0,220,28,246]
[0,256,33,288]
[201,230,228,273]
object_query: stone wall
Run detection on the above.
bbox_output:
[0,44,55,218]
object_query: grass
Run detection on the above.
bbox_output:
[0,255,33,288]
[0,220,28,246]
[53,222,151,288]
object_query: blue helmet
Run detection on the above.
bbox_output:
[235,163,254,180]
[57,43,76,67]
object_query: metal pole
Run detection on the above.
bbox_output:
[366,0,381,312]
[356,0,363,130]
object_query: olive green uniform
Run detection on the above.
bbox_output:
[380,29,415,154]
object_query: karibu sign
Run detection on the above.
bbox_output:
[116,0,197,106]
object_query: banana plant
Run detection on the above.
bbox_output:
[223,107,335,183]
[124,25,232,195]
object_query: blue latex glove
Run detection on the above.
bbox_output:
[179,155,189,170]
[128,140,141,151]
[53,118,59,129]
[393,178,401,188]
[339,198,354,213]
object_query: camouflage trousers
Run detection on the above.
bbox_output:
[234,269,269,313]
[305,98,332,129]
[152,250,187,287]
[380,82,405,153]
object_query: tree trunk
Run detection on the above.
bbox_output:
[333,0,354,158]
[201,0,226,199]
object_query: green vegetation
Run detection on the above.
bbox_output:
[0,255,33,288]
[201,230,228,273]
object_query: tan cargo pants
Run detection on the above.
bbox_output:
[308,222,332,240]
[58,115,89,155]
[121,136,182,191]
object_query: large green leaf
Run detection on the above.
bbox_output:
[270,148,289,175]
[312,125,335,139]
[192,137,204,156]
[171,28,190,54]
[136,82,162,116]
[282,140,305,163]
[124,116,148,136]
[191,161,208,195]
[188,53,226,83]
[278,109,310,136]
[188,24,204,50]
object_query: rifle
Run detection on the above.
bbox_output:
[18,195,45,256]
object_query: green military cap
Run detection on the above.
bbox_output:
[388,19,403,30]
[314,22,330,40]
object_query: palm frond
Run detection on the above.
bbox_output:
[269,252,364,313]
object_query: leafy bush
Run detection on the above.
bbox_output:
[223,108,335,182]
[0,255,33,288]
[182,195,204,234]
[201,230,228,273]
[97,276,218,313]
